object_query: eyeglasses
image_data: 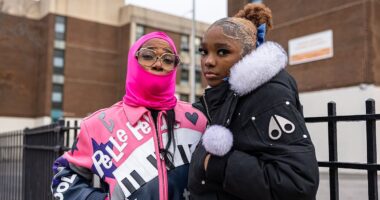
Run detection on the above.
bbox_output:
[135,48,180,70]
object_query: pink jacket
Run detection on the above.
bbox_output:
[52,101,207,200]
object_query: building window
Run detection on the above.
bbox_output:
[52,92,62,103]
[55,31,65,41]
[53,57,64,67]
[53,66,64,75]
[195,69,201,84]
[51,84,63,113]
[55,16,66,40]
[55,15,66,24]
[136,25,145,41]
[181,35,189,52]
[55,23,65,33]
[51,109,63,121]
[181,64,201,84]
[52,84,63,103]
[52,75,65,84]
[55,32,65,41]
[54,40,65,50]
[181,68,189,83]
[179,94,189,102]
[53,50,65,68]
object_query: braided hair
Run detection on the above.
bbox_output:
[160,109,176,169]
[207,3,273,56]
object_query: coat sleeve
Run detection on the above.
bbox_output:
[51,122,108,200]
[206,148,318,200]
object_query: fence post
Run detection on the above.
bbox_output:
[366,99,377,200]
[328,102,339,200]
[22,127,29,200]
[55,119,66,156]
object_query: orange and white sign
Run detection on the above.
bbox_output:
[288,30,333,65]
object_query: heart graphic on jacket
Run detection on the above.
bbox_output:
[185,112,198,125]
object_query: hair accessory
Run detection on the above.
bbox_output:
[256,23,266,47]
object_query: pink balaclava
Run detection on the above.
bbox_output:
[123,32,178,110]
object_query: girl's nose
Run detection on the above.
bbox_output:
[151,57,163,69]
[204,55,216,68]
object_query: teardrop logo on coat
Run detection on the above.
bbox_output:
[275,115,295,133]
[268,115,295,140]
[185,112,198,125]
[268,116,282,140]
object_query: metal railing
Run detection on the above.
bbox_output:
[0,130,23,200]
[305,99,380,200]
[23,120,64,200]
[0,120,79,200]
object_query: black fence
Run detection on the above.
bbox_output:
[0,129,23,200]
[0,99,379,200]
[0,120,79,200]
[305,99,380,200]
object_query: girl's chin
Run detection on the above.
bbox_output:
[206,79,223,87]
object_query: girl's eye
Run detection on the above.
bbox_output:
[142,54,155,60]
[198,48,207,56]
[217,49,230,56]
[162,58,174,65]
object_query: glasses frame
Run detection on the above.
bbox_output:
[135,48,181,70]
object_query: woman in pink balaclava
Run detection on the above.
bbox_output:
[51,32,207,200]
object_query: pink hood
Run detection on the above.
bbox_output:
[123,32,178,110]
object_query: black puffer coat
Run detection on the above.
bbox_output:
[188,42,319,200]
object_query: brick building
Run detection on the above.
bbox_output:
[0,0,209,131]
[229,0,380,112]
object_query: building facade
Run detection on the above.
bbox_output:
[0,0,209,131]
[229,0,380,111]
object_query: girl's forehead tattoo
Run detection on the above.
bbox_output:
[209,18,257,56]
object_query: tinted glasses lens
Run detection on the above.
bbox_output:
[161,54,176,66]
[137,49,156,66]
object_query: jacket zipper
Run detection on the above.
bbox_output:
[201,95,212,122]
[149,112,168,200]
[157,112,169,200]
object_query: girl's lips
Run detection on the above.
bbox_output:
[204,72,217,79]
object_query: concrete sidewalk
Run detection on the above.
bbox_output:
[317,172,380,200]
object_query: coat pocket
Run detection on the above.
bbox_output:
[249,100,311,147]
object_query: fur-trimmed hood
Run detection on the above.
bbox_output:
[202,42,289,156]
[229,41,288,96]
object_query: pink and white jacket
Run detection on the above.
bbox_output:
[51,101,207,200]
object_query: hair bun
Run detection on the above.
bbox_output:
[234,3,273,30]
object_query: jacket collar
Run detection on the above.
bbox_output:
[122,103,181,126]
[123,103,149,125]
[228,41,288,96]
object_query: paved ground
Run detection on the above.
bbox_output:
[317,172,380,200]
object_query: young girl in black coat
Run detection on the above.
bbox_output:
[188,3,319,200]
